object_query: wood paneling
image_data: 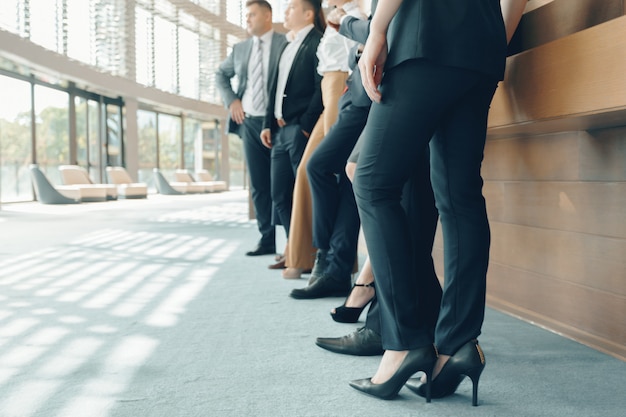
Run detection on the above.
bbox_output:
[483,181,626,238]
[489,222,626,296]
[489,16,626,135]
[483,132,582,181]
[509,0,624,54]
[487,263,626,360]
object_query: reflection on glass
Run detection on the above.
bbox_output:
[88,100,100,180]
[0,0,20,34]
[154,17,177,93]
[184,118,201,171]
[106,104,123,167]
[135,7,154,87]
[158,114,181,179]
[34,85,69,185]
[137,110,157,190]
[179,27,200,99]
[66,0,91,64]
[0,75,33,202]
[75,97,88,168]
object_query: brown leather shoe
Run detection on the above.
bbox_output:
[268,256,286,269]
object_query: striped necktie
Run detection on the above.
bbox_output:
[250,39,265,112]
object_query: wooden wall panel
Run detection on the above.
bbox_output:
[483,132,581,181]
[489,17,626,134]
[489,222,626,296]
[579,127,626,181]
[509,0,624,54]
[487,263,626,360]
[484,181,626,238]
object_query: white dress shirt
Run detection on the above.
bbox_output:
[274,24,314,121]
[242,30,274,117]
[317,1,366,75]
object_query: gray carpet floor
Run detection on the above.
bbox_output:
[1,191,624,417]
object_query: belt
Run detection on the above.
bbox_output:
[245,114,264,120]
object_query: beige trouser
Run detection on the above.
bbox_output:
[285,70,349,270]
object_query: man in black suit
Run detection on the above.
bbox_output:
[216,1,287,257]
[260,0,324,247]
[289,5,371,299]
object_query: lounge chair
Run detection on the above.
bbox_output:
[153,168,205,195]
[194,169,228,192]
[175,169,224,193]
[105,166,148,199]
[59,165,118,200]
[29,164,81,204]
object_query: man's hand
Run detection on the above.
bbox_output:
[326,7,346,31]
[229,99,245,125]
[260,128,272,148]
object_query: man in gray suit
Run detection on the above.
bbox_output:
[216,0,287,257]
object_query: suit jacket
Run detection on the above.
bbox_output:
[264,28,324,135]
[339,15,371,108]
[385,0,507,80]
[215,31,288,134]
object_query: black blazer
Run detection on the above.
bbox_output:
[264,27,324,135]
[386,0,507,80]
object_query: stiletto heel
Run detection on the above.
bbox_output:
[405,339,486,406]
[349,345,437,400]
[331,282,375,323]
[465,365,484,406]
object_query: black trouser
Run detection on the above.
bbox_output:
[270,124,308,237]
[306,102,369,281]
[241,116,275,248]
[353,58,497,354]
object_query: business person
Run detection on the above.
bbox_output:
[281,0,366,280]
[348,0,527,405]
[215,0,287,257]
[260,0,325,244]
[288,2,370,299]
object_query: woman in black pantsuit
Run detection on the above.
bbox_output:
[348,0,527,405]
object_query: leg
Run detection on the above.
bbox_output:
[353,59,482,382]
[270,127,297,237]
[307,104,369,264]
[241,117,275,250]
[284,118,325,274]
[431,77,499,356]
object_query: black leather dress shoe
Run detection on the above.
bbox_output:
[245,245,276,256]
[315,327,383,356]
[290,274,350,299]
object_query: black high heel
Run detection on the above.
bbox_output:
[349,345,437,401]
[405,339,486,406]
[331,282,375,323]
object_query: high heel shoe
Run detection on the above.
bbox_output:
[331,282,375,323]
[349,345,437,401]
[405,339,485,406]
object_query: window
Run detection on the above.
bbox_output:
[0,75,33,202]
[157,113,181,179]
[34,85,69,185]
[137,109,157,189]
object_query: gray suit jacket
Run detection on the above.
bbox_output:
[215,31,288,134]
